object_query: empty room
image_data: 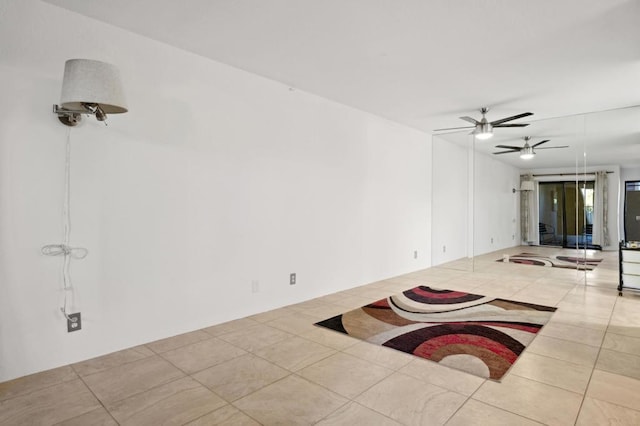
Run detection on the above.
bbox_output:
[1,1,640,425]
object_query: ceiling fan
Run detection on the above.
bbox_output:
[434,107,533,140]
[493,136,569,160]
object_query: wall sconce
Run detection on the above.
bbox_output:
[53,59,127,126]
[44,59,127,331]
[513,180,535,193]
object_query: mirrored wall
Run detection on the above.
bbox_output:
[431,105,640,287]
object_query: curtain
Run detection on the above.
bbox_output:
[520,174,535,243]
[592,171,609,246]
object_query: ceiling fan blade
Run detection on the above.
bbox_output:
[493,123,530,128]
[495,144,522,150]
[532,139,550,147]
[493,150,519,155]
[433,125,475,132]
[535,146,569,150]
[459,116,479,125]
[490,112,533,126]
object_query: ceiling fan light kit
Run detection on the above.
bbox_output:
[492,136,569,160]
[434,107,533,140]
[520,153,535,160]
[473,123,493,140]
[519,145,535,160]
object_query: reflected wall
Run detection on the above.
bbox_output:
[432,105,640,286]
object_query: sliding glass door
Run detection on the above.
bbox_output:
[539,181,594,248]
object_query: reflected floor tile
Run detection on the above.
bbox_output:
[147,330,212,354]
[186,404,260,425]
[595,348,640,381]
[160,337,246,374]
[446,399,541,426]
[577,397,640,425]
[216,324,292,352]
[265,313,321,335]
[509,352,592,394]
[343,341,414,371]
[106,377,225,426]
[398,358,484,396]
[72,346,154,377]
[0,379,100,426]
[556,301,613,319]
[561,292,617,308]
[538,321,605,347]
[192,353,289,402]
[287,298,331,311]
[56,406,117,425]
[606,323,640,339]
[587,370,640,411]
[305,304,352,320]
[316,401,401,425]
[233,375,347,425]
[202,318,259,337]
[298,352,393,399]
[300,327,359,350]
[602,332,640,355]
[379,280,416,290]
[331,295,375,309]
[355,372,466,425]
[473,374,583,425]
[0,365,77,402]
[253,336,335,371]
[442,281,483,293]
[526,335,600,367]
[82,355,184,404]
[547,310,609,331]
[247,306,294,323]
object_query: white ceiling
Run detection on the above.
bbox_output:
[45,0,640,168]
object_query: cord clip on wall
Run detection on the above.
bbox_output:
[42,244,88,258]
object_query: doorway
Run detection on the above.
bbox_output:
[624,180,640,242]
[538,181,594,248]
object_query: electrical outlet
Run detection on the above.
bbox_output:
[251,280,259,293]
[67,312,81,332]
[290,273,296,285]
[443,245,446,253]
[491,237,494,244]
[413,250,418,259]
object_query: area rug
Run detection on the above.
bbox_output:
[315,286,556,380]
[497,252,603,270]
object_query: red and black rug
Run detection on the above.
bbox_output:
[497,253,603,270]
[315,286,556,380]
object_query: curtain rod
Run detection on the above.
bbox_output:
[526,171,614,177]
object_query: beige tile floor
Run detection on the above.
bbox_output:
[2,246,640,425]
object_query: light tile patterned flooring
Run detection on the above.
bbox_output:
[2,246,640,425]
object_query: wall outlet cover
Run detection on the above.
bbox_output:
[67,312,81,332]
[290,273,296,285]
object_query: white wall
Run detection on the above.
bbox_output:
[431,136,469,265]
[472,149,521,255]
[0,0,431,381]
[431,135,521,265]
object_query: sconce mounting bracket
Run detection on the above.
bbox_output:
[53,104,82,127]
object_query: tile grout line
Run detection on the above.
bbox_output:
[71,367,122,426]
[570,287,618,426]
[0,371,79,405]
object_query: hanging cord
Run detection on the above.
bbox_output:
[41,128,88,322]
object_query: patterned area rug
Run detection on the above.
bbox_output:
[497,252,603,270]
[315,286,556,380]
